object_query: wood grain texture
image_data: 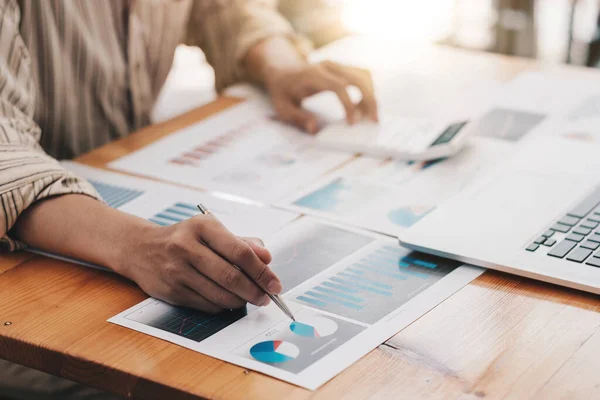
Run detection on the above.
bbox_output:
[0,251,35,274]
[2,44,600,399]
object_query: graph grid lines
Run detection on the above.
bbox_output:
[125,304,247,342]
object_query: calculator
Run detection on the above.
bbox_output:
[314,114,473,161]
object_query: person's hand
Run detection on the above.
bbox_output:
[116,215,281,313]
[265,60,378,134]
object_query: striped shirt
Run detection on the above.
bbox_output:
[0,0,308,251]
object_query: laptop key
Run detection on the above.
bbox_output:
[543,238,556,246]
[586,257,600,268]
[542,230,554,238]
[581,240,600,250]
[573,227,592,236]
[534,236,546,244]
[568,188,600,218]
[588,215,600,223]
[590,233,600,243]
[582,220,599,229]
[566,247,593,263]
[548,240,577,258]
[526,244,539,252]
[550,223,571,233]
[558,216,580,226]
[565,233,585,242]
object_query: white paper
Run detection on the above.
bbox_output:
[523,116,600,144]
[61,162,299,239]
[302,71,501,125]
[109,101,353,203]
[109,217,484,390]
[280,137,512,237]
[466,71,600,142]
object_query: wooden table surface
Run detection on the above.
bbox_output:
[2,44,600,400]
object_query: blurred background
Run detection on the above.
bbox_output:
[285,0,600,64]
[155,0,600,121]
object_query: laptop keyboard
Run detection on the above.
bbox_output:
[527,187,600,267]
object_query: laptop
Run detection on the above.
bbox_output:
[399,136,600,294]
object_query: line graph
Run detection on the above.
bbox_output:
[125,300,247,342]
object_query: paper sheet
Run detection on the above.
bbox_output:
[525,117,600,143]
[108,101,353,203]
[61,162,299,239]
[466,71,600,142]
[109,217,484,390]
[302,71,501,129]
[280,137,512,237]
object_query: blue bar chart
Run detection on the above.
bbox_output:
[88,180,145,209]
[269,223,375,292]
[294,245,459,324]
[148,202,199,226]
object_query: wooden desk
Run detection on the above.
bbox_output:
[2,46,600,399]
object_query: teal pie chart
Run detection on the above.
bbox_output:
[290,316,338,338]
[249,340,300,363]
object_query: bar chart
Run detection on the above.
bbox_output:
[167,122,251,167]
[148,202,199,226]
[294,245,460,324]
[88,180,145,209]
[269,222,375,292]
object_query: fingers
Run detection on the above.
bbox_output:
[192,216,283,295]
[181,263,248,310]
[187,241,270,306]
[314,70,356,124]
[163,285,224,314]
[274,96,319,134]
[241,237,272,264]
[322,61,378,122]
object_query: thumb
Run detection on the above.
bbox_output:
[241,237,272,264]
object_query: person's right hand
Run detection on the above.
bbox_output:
[116,215,282,313]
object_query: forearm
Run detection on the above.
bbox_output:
[12,194,154,274]
[244,35,307,87]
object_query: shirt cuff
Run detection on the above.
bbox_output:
[0,169,101,252]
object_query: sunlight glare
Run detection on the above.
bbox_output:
[341,0,454,45]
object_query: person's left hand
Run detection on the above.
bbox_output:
[265,60,378,134]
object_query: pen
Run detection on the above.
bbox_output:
[196,204,296,321]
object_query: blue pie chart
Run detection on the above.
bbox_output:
[249,340,300,363]
[290,317,338,338]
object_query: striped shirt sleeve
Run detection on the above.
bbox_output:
[186,0,312,92]
[0,0,100,252]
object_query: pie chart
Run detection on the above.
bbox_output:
[249,340,300,363]
[290,316,338,338]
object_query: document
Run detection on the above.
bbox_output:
[61,162,299,239]
[302,71,501,131]
[109,217,484,390]
[522,116,600,144]
[281,137,512,237]
[108,102,353,203]
[467,71,600,142]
